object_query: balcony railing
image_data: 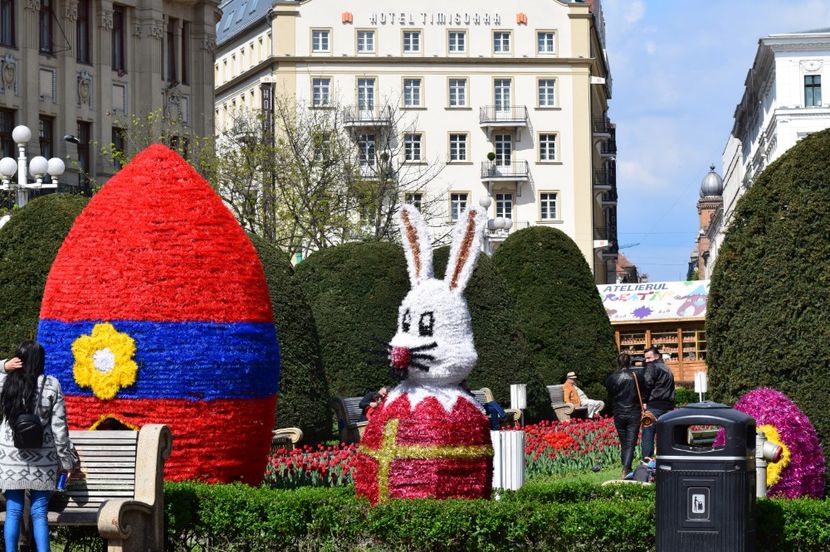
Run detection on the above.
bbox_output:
[479,106,529,127]
[342,106,393,127]
[480,160,530,180]
[593,169,613,190]
[592,118,611,136]
[599,139,616,157]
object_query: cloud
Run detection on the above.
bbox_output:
[624,0,646,24]
[644,41,657,55]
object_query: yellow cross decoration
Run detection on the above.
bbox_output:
[359,418,494,503]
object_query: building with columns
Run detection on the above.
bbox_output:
[706,28,830,274]
[0,0,219,194]
[215,0,619,283]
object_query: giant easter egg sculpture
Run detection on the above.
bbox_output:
[36,145,280,483]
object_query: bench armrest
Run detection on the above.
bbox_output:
[97,498,153,541]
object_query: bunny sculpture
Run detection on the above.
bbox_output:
[354,204,493,504]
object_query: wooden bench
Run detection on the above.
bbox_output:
[272,427,304,451]
[331,396,368,443]
[0,424,172,552]
[470,387,522,425]
[546,385,588,421]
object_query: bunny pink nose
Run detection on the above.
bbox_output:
[390,346,411,369]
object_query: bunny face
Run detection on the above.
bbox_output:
[388,204,486,387]
[389,279,477,385]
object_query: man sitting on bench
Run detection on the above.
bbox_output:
[564,371,605,419]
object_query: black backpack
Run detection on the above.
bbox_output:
[12,376,47,449]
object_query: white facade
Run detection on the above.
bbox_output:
[216,0,618,282]
[707,29,830,271]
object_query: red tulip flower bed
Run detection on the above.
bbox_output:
[263,443,358,489]
[524,417,621,478]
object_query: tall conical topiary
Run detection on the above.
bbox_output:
[0,194,88,355]
[707,128,830,470]
[433,246,549,420]
[492,227,616,401]
[294,241,409,398]
[248,235,331,442]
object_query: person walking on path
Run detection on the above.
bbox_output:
[1,341,78,552]
[605,352,649,479]
[641,346,675,460]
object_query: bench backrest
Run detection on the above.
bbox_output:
[50,430,137,515]
[471,388,495,405]
[547,385,565,404]
[332,396,365,427]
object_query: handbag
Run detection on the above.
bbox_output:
[12,376,47,449]
[632,371,657,428]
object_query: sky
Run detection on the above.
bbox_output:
[600,0,830,282]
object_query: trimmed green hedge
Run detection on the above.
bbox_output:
[248,235,331,442]
[706,128,830,468]
[492,227,617,401]
[294,241,409,397]
[159,481,830,551]
[0,194,88,356]
[433,246,549,420]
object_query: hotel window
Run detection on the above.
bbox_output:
[494,79,512,111]
[357,30,375,53]
[403,78,422,107]
[449,133,467,162]
[0,109,14,158]
[0,0,14,47]
[357,78,375,111]
[493,31,511,53]
[358,133,376,166]
[181,21,190,85]
[312,29,330,53]
[166,18,177,83]
[112,5,125,72]
[538,79,556,107]
[77,121,92,192]
[403,30,421,53]
[312,77,331,107]
[537,31,555,54]
[448,31,465,53]
[38,116,53,159]
[805,75,822,107]
[539,133,558,161]
[404,133,422,162]
[540,192,558,220]
[39,0,53,54]
[496,193,513,220]
[450,192,468,221]
[405,193,422,211]
[312,132,331,161]
[76,0,90,63]
[448,78,467,107]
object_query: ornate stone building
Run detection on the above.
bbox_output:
[0,0,219,191]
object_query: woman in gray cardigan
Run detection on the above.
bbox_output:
[1,341,77,552]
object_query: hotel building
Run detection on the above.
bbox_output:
[0,0,219,192]
[215,0,618,282]
[706,28,830,273]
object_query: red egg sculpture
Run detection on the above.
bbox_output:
[36,145,280,484]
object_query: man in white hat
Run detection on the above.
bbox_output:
[564,372,605,419]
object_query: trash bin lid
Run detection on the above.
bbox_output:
[680,402,730,410]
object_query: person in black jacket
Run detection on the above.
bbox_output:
[641,346,676,460]
[605,352,649,479]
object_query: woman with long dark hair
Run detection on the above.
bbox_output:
[605,352,648,479]
[1,341,77,552]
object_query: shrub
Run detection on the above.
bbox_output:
[433,246,548,419]
[294,241,408,397]
[248,235,331,442]
[706,128,830,472]
[0,194,88,355]
[492,227,617,401]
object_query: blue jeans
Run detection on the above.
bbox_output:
[483,401,507,430]
[4,489,51,552]
[640,408,669,460]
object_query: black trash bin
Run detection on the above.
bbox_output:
[655,402,756,552]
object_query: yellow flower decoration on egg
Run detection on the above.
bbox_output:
[758,424,791,488]
[72,323,138,400]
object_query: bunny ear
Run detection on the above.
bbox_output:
[445,206,487,293]
[398,204,434,286]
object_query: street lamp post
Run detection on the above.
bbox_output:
[478,195,512,255]
[0,125,66,208]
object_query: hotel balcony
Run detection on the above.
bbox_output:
[342,106,393,128]
[599,139,616,159]
[479,106,529,128]
[592,118,612,138]
[593,169,613,192]
[480,161,530,182]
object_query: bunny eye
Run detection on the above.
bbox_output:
[419,312,434,337]
[402,309,411,332]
